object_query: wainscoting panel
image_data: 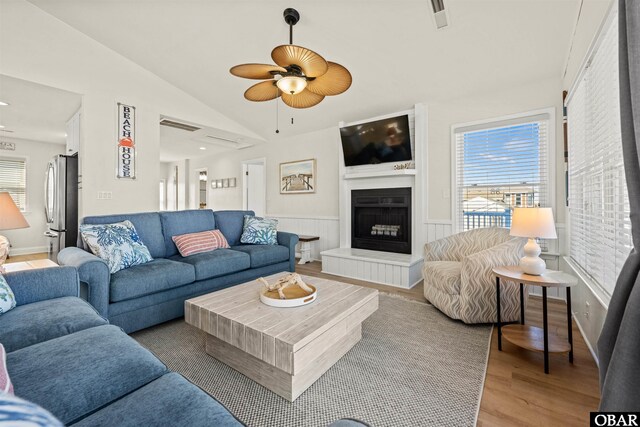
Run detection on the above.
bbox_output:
[424,220,454,244]
[268,215,340,261]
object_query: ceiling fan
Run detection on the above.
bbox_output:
[230,8,352,109]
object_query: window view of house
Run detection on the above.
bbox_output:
[455,118,549,231]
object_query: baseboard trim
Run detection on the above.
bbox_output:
[574,312,600,367]
[8,246,47,256]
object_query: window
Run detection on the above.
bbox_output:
[0,157,27,211]
[566,4,631,299]
[453,110,552,235]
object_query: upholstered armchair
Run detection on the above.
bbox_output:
[423,227,526,324]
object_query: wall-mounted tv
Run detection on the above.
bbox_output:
[340,114,413,167]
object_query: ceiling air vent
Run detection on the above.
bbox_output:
[430,0,449,29]
[159,119,201,132]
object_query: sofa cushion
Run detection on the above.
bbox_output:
[72,372,242,427]
[213,210,254,246]
[423,261,462,295]
[231,244,290,268]
[0,393,63,426]
[240,215,278,245]
[0,297,108,352]
[110,258,196,303]
[80,220,153,274]
[83,212,166,258]
[7,325,168,425]
[0,344,13,394]
[0,274,16,315]
[172,230,229,257]
[159,210,216,257]
[169,249,250,281]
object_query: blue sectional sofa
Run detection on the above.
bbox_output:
[0,267,242,426]
[58,209,298,333]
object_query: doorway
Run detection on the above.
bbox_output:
[195,168,208,209]
[242,158,266,217]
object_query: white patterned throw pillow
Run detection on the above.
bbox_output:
[80,220,153,274]
[240,215,278,245]
[0,275,16,315]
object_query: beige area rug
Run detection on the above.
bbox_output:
[133,295,492,427]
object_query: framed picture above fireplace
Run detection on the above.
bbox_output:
[280,159,316,194]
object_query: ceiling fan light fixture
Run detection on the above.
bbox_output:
[276,76,307,95]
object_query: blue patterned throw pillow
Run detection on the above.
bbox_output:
[240,215,278,245]
[80,220,153,274]
[0,392,63,426]
[0,275,16,315]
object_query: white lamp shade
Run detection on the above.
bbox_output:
[0,192,29,231]
[510,207,557,239]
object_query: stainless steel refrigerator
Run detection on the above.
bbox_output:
[44,154,78,261]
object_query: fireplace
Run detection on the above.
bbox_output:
[351,188,411,254]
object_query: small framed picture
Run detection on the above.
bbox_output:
[280,159,316,194]
[223,178,229,188]
[211,180,217,189]
[216,179,223,188]
[229,178,236,187]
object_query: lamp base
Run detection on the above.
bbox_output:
[0,235,9,265]
[519,238,546,275]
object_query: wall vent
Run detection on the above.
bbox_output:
[159,119,201,132]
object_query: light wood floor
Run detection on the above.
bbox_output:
[9,255,600,425]
[298,261,601,427]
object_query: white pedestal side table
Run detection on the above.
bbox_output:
[297,235,319,264]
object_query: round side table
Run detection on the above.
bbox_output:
[493,265,577,374]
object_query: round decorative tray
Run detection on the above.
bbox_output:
[260,285,317,308]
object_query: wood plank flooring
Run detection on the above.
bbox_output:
[8,254,600,425]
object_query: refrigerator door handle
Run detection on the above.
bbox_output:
[44,161,54,224]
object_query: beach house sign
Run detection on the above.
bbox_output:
[117,103,136,179]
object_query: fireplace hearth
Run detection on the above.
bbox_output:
[351,188,411,254]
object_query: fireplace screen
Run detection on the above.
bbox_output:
[351,188,411,254]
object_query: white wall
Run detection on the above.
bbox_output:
[190,127,340,218]
[1,137,65,255]
[0,0,262,219]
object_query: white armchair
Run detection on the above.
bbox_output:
[423,227,526,324]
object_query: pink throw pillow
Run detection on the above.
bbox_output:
[0,344,13,395]
[172,230,230,257]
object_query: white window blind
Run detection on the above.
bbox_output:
[0,157,27,211]
[566,5,631,299]
[453,114,550,236]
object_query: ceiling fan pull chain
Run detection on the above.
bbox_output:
[275,95,280,134]
[291,117,294,125]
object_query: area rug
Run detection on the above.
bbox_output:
[132,295,492,427]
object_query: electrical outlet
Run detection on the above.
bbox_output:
[585,301,590,319]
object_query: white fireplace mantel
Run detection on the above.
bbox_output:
[321,104,427,289]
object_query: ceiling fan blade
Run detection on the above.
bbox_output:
[230,63,287,80]
[306,62,352,96]
[271,45,328,78]
[281,90,324,109]
[244,81,280,102]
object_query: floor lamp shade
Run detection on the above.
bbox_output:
[0,192,29,230]
[510,208,557,275]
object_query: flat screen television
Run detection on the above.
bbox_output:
[340,114,413,167]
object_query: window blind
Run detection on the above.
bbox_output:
[0,157,27,211]
[453,115,550,238]
[566,5,631,299]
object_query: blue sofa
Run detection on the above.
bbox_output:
[0,267,242,426]
[58,209,298,333]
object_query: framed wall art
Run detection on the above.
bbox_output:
[280,159,316,194]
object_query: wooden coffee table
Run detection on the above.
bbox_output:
[185,273,378,401]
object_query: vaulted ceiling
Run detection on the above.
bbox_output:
[27,0,605,140]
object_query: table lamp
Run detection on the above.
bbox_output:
[0,192,30,267]
[509,207,557,275]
